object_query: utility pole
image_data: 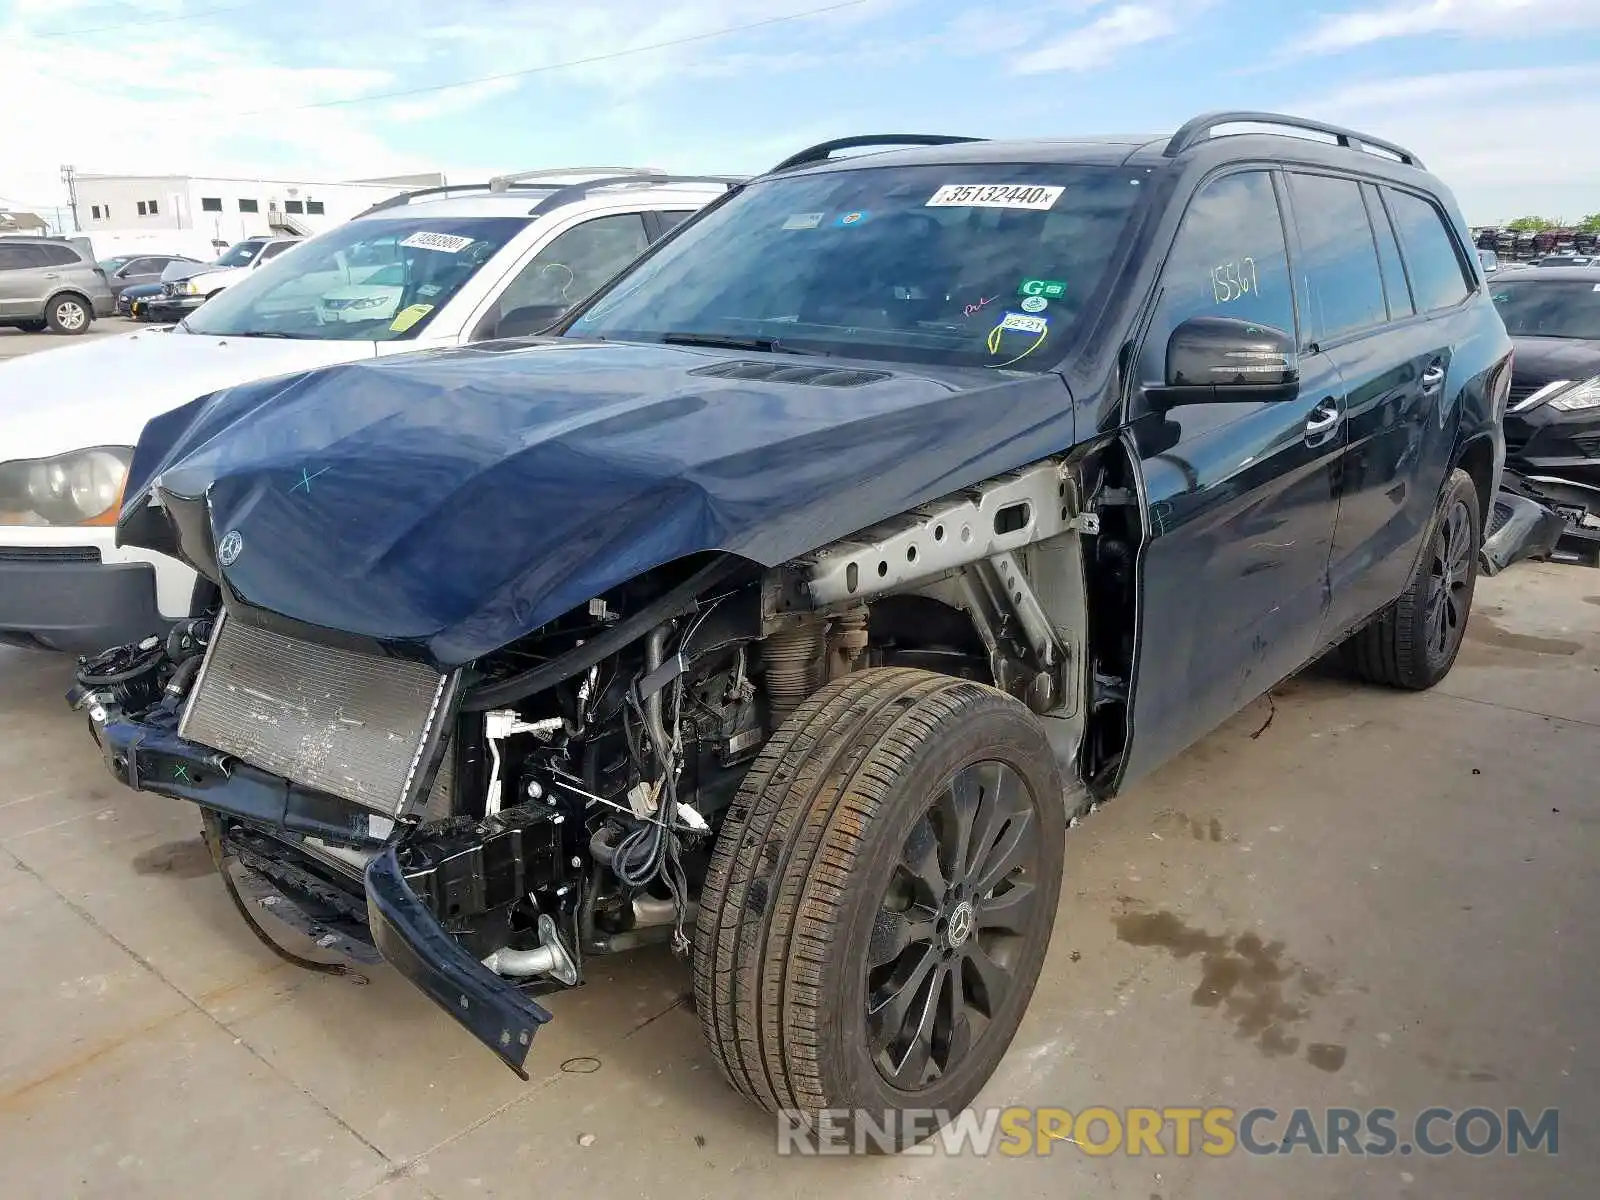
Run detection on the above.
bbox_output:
[59,164,79,232]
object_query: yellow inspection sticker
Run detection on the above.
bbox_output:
[389,303,434,333]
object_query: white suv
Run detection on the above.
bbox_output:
[0,168,734,651]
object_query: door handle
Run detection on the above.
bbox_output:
[1421,361,1445,393]
[42,272,60,279]
[1305,397,1342,446]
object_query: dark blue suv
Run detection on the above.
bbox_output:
[72,111,1508,1149]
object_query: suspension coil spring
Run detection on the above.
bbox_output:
[759,618,827,729]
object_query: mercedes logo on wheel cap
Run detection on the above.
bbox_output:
[218,529,244,567]
[946,900,975,950]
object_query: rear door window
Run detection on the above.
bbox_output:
[1362,184,1414,320]
[1384,189,1471,312]
[1287,173,1386,341]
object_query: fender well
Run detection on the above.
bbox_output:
[1455,434,1496,534]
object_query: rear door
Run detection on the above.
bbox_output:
[1119,168,1346,783]
[1283,172,1451,640]
[0,244,37,316]
[0,244,56,315]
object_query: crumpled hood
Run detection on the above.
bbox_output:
[123,338,1076,666]
[1510,335,1600,393]
[0,329,375,458]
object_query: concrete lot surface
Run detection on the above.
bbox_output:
[0,317,134,361]
[1,564,1596,1198]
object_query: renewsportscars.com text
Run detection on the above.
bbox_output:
[776,1105,1560,1157]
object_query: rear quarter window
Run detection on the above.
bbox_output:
[39,244,86,266]
[1385,189,1471,313]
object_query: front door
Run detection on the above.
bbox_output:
[1118,168,1345,786]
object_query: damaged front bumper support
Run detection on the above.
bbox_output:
[82,708,556,1076]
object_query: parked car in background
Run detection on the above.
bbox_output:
[66,115,1506,1148]
[1531,252,1594,268]
[316,260,407,324]
[117,281,166,318]
[0,168,732,652]
[0,236,114,333]
[1492,264,1600,403]
[142,237,303,322]
[1492,267,1600,557]
[103,254,203,301]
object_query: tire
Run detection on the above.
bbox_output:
[45,294,91,334]
[694,667,1066,1150]
[1344,467,1481,690]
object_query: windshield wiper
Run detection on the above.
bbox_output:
[222,330,305,339]
[660,331,822,356]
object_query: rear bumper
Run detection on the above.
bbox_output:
[83,707,553,1076]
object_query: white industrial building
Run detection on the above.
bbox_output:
[73,171,446,246]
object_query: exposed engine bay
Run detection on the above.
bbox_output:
[70,451,1134,1075]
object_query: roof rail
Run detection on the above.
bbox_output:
[486,166,666,192]
[352,169,668,218]
[768,134,985,174]
[527,174,746,216]
[1163,111,1423,167]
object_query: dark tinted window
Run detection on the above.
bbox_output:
[1139,170,1296,381]
[38,243,84,266]
[306,200,325,215]
[201,197,223,212]
[239,198,259,214]
[258,241,295,261]
[1363,184,1414,319]
[1386,189,1469,312]
[286,200,304,214]
[0,245,30,271]
[1288,173,1386,340]
[657,210,695,233]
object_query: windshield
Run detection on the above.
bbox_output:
[566,163,1148,371]
[216,240,266,268]
[181,216,531,341]
[1492,280,1600,338]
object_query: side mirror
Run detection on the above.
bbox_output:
[1156,315,1299,405]
[477,303,569,342]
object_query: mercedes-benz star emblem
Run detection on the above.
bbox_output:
[218,529,244,567]
[946,900,975,950]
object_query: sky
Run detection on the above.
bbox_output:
[1,0,1598,227]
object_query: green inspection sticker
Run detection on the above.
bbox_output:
[1019,279,1066,299]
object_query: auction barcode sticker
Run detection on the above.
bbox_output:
[926,184,1064,210]
[399,231,476,253]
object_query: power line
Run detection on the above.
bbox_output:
[28,2,251,39]
[235,0,868,116]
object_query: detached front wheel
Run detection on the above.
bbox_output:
[694,668,1066,1149]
